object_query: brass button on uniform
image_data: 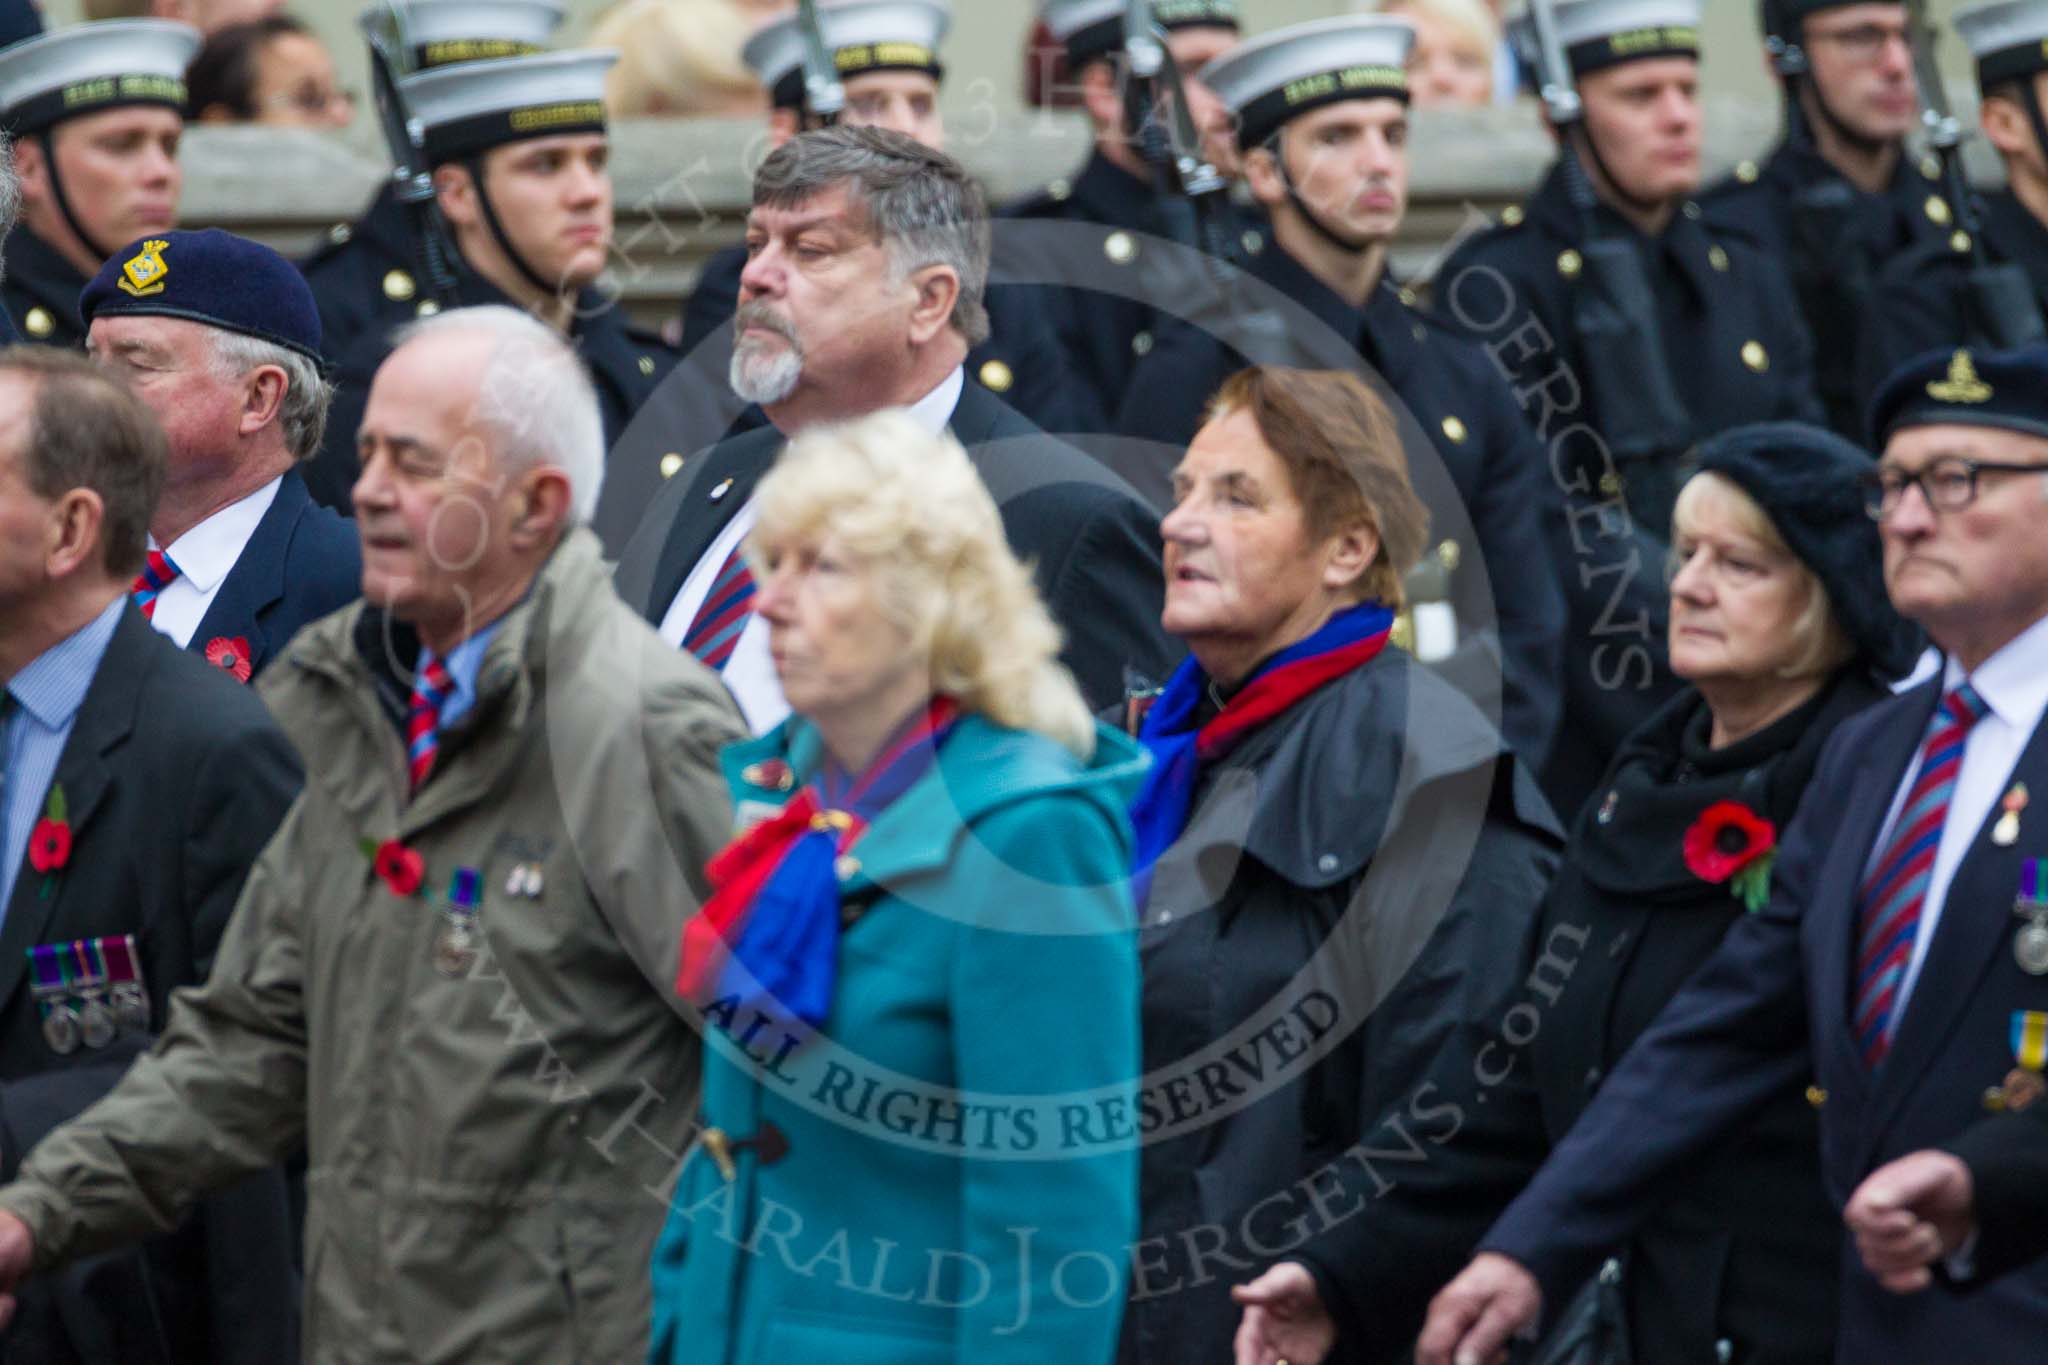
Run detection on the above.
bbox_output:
[978,359,1014,393]
[1500,204,1524,227]
[1806,1085,1828,1109]
[637,355,656,376]
[1440,415,1468,444]
[1397,286,1418,309]
[23,307,53,338]
[1241,229,1264,256]
[659,452,685,479]
[1926,195,1952,226]
[416,300,441,318]
[1132,330,1153,357]
[1742,340,1770,373]
[1951,230,1972,254]
[1104,231,1137,265]
[1048,178,1072,203]
[1734,159,1760,184]
[1557,249,1583,280]
[1599,469,1624,498]
[382,269,417,302]
[1708,245,1730,272]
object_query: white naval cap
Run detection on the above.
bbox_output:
[361,0,566,68]
[1040,0,1241,66]
[0,19,198,135]
[402,48,617,164]
[1203,15,1414,149]
[1506,0,1702,79]
[1957,1,2048,87]
[743,0,951,110]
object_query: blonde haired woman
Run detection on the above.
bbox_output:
[1373,0,1498,106]
[590,0,780,117]
[649,410,1147,1364]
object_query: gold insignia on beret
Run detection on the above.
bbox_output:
[1500,204,1524,227]
[1927,349,1993,404]
[117,239,170,298]
[1926,195,1952,226]
[978,359,1014,393]
[1105,231,1137,265]
[638,355,656,376]
[1437,539,1461,572]
[1708,245,1730,272]
[1742,340,1769,373]
[1132,330,1154,357]
[1440,415,1468,444]
[23,307,53,338]
[1557,249,1583,279]
[383,269,417,302]
[659,452,685,479]
[1734,159,1759,184]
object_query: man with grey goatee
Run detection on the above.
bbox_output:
[612,124,1176,729]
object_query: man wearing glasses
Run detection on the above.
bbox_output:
[1702,3,1949,439]
[1416,342,2048,1365]
[1868,2,2048,394]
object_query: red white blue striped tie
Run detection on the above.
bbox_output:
[1853,683,1989,1066]
[682,545,756,672]
[406,655,456,793]
[130,549,181,619]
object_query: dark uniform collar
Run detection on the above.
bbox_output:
[1071,147,1168,235]
[1979,187,2048,301]
[2,225,90,343]
[1762,134,1945,232]
[1244,236,1431,384]
[1524,158,1725,303]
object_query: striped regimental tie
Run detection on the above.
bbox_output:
[130,549,182,620]
[405,655,456,793]
[682,545,756,671]
[1852,683,1990,1066]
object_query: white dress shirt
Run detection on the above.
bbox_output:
[1871,612,2048,1024]
[145,477,282,649]
[658,368,966,734]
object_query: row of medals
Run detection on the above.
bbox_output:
[43,982,148,1055]
[432,860,545,978]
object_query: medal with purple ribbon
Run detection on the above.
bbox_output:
[27,944,80,1054]
[433,866,483,978]
[2015,859,2048,976]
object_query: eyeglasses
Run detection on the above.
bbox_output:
[1806,22,1913,65]
[1860,455,2048,519]
[263,85,357,118]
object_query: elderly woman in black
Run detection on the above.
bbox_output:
[1117,366,1562,1364]
[1234,422,1920,1365]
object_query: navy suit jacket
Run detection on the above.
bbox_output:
[1483,671,2048,1362]
[186,470,360,681]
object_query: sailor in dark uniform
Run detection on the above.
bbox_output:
[297,0,567,365]
[0,20,199,349]
[308,49,679,507]
[1867,1,2048,384]
[1003,0,1242,431]
[1700,1,1953,437]
[1433,0,1824,821]
[676,0,1087,434]
[1115,13,1565,771]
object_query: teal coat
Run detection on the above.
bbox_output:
[649,714,1149,1365]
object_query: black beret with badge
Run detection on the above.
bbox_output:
[375,0,566,69]
[744,0,950,112]
[80,227,325,360]
[1040,0,1241,69]
[0,18,197,136]
[1868,343,2048,443]
[1506,0,1701,81]
[1199,13,1414,151]
[399,46,618,167]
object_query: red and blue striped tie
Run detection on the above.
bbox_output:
[406,655,456,793]
[1852,683,1989,1066]
[130,549,181,619]
[682,545,756,671]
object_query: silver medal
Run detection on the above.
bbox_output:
[434,918,477,978]
[113,984,150,1032]
[2018,919,2048,976]
[42,1004,80,1055]
[77,995,115,1049]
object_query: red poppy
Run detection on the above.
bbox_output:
[372,839,425,897]
[27,818,70,874]
[1683,800,1777,884]
[205,636,253,683]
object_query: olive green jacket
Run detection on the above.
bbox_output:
[0,529,745,1363]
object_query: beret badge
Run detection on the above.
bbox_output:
[117,239,170,298]
[1928,349,1993,405]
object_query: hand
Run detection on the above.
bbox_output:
[0,1210,34,1330]
[1845,1149,1976,1293]
[1231,1261,1336,1365]
[1415,1252,1542,1365]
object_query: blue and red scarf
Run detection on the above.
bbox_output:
[1129,602,1395,904]
[677,697,960,1029]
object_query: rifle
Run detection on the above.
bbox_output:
[1524,0,1694,483]
[1119,0,1243,275]
[360,0,461,312]
[1905,0,2044,346]
[794,0,846,130]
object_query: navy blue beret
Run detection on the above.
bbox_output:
[1692,421,1923,678]
[1868,343,2048,445]
[80,228,322,361]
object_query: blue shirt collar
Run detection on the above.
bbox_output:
[415,616,507,733]
[6,596,125,729]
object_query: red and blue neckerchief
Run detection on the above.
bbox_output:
[677,696,961,1029]
[1128,602,1395,905]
